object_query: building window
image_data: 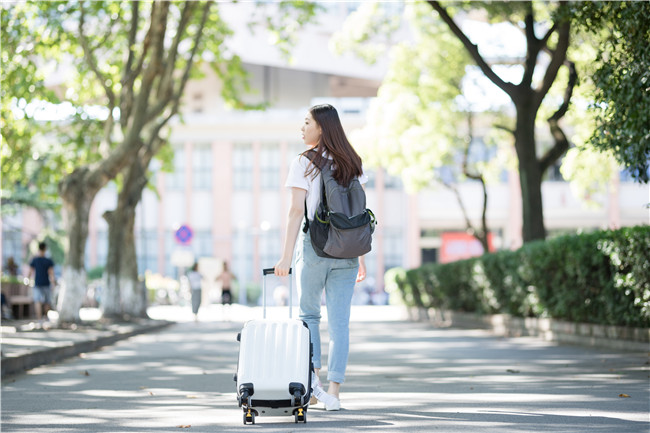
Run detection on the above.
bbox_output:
[383,227,404,270]
[136,230,158,274]
[260,143,280,190]
[233,143,253,190]
[283,142,306,186]
[233,229,254,295]
[192,230,213,259]
[166,147,185,190]
[259,229,281,270]
[164,232,179,278]
[2,228,23,269]
[287,142,304,163]
[192,92,203,114]
[192,144,212,190]
[384,173,403,190]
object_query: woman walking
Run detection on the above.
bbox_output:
[274,104,367,411]
[187,263,202,322]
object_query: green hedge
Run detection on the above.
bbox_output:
[388,226,650,327]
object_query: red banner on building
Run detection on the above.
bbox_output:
[440,232,494,263]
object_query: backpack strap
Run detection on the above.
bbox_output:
[302,150,328,233]
[303,198,309,233]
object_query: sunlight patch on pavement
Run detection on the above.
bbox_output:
[9,412,104,426]
[145,304,412,323]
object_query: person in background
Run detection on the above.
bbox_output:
[187,262,202,322]
[216,261,235,307]
[29,242,55,323]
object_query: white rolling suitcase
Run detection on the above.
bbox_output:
[235,268,312,425]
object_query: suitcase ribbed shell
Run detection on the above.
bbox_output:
[237,319,311,402]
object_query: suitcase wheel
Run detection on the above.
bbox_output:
[243,408,255,425]
[294,407,307,423]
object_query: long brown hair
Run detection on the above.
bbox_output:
[303,104,363,186]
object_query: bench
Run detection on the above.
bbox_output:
[2,282,34,320]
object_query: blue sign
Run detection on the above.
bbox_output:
[175,224,193,245]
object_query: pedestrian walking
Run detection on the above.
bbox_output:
[216,261,234,306]
[274,103,368,411]
[187,263,202,322]
[28,242,55,323]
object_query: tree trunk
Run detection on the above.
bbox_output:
[103,157,149,319]
[57,169,100,323]
[101,209,124,318]
[120,204,147,317]
[514,102,546,242]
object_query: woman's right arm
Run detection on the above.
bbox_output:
[274,187,307,276]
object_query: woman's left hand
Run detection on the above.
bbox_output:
[274,257,292,277]
[356,260,366,282]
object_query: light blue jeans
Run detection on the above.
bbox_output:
[295,228,359,384]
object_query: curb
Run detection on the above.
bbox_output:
[1,321,173,378]
[405,307,650,352]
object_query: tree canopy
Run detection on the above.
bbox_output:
[569,1,650,183]
[1,1,318,322]
[349,3,473,192]
[339,1,578,242]
[338,1,649,243]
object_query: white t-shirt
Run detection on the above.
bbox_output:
[285,153,368,220]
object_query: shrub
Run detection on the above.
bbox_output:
[393,226,650,327]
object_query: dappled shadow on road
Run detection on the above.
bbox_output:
[342,321,649,432]
[1,319,648,432]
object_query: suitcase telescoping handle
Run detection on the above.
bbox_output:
[262,268,292,319]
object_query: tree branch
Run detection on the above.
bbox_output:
[520,5,541,88]
[78,2,116,109]
[494,124,515,136]
[125,1,168,134]
[462,160,489,251]
[539,60,577,173]
[88,2,169,190]
[147,1,210,123]
[539,22,557,48]
[173,2,211,105]
[443,180,474,230]
[549,61,577,123]
[120,1,140,129]
[428,1,515,98]
[96,8,122,51]
[535,16,571,108]
[157,1,196,101]
[463,112,489,252]
[122,2,155,130]
[79,2,116,155]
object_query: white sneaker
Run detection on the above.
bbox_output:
[312,386,340,411]
[324,394,341,411]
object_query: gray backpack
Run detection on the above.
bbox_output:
[303,151,376,259]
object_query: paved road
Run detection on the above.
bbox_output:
[2,306,649,432]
